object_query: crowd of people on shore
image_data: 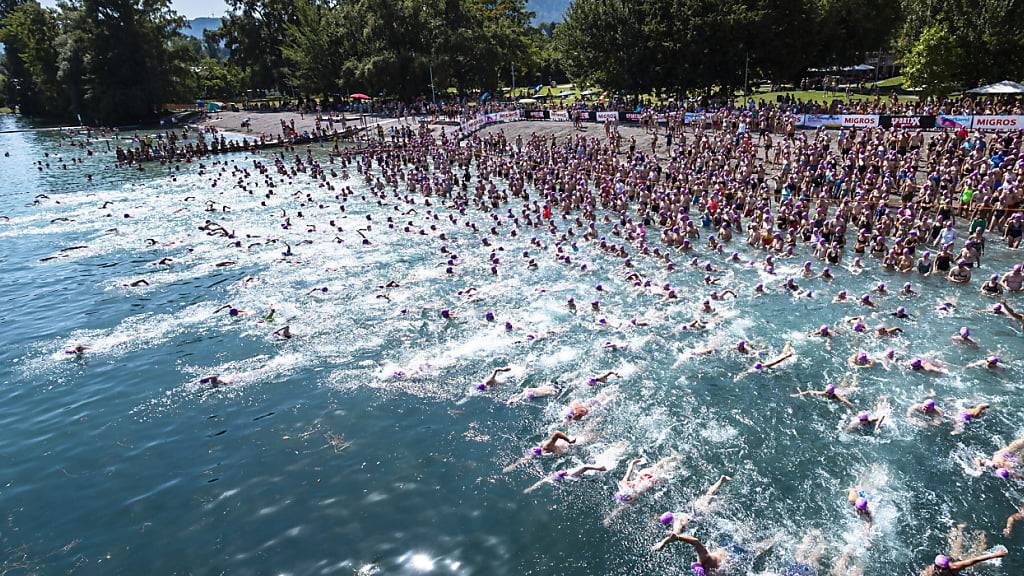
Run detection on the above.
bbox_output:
[33,91,1024,575]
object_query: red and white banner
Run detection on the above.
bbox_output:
[596,111,619,122]
[841,115,879,128]
[972,115,1024,130]
[550,110,570,122]
[684,112,705,125]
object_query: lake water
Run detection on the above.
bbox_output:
[1,114,1022,576]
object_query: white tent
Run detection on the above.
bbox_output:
[967,80,1024,95]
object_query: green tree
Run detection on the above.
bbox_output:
[75,0,194,123]
[902,23,960,96]
[216,0,297,92]
[0,1,64,116]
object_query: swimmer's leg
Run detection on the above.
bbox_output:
[704,474,731,498]
[569,464,607,477]
[502,456,532,473]
[523,478,551,494]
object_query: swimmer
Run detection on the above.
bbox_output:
[952,403,989,433]
[848,351,874,368]
[847,405,886,434]
[523,461,610,493]
[847,487,873,536]
[761,341,795,369]
[652,475,731,551]
[476,366,512,390]
[793,383,855,409]
[589,371,620,385]
[974,437,1024,478]
[965,355,1003,370]
[64,344,89,356]
[198,375,228,389]
[503,431,576,472]
[128,279,149,287]
[214,304,248,317]
[951,327,978,347]
[909,357,946,373]
[564,389,611,421]
[906,399,945,424]
[272,326,292,339]
[604,456,680,525]
[508,384,558,404]
[920,550,1008,575]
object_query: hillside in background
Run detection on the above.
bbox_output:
[181,17,221,40]
[527,0,570,23]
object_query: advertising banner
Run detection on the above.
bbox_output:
[595,111,619,123]
[936,115,972,130]
[684,112,705,125]
[800,114,843,128]
[623,112,643,122]
[880,116,935,129]
[972,116,1024,130]
[550,110,570,122]
[841,115,879,128]
[526,110,548,120]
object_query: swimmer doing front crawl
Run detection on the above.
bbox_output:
[604,455,681,526]
[652,475,732,551]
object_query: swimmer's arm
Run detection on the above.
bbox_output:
[1004,508,1024,536]
[905,404,922,418]
[950,549,1008,569]
[214,305,232,313]
[873,415,886,434]
[836,394,856,409]
[675,534,711,560]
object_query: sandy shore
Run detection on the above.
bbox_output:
[199,110,408,138]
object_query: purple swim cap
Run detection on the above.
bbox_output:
[441,309,451,319]
[855,497,868,510]
[911,358,923,368]
[531,446,543,456]
[754,362,764,370]
[960,411,973,422]
[854,322,866,332]
[658,512,674,525]
[504,321,513,331]
[897,306,906,315]
[861,294,870,302]
[690,562,706,576]
[959,326,970,337]
[858,411,871,421]
[484,311,495,321]
[934,555,951,568]
[857,352,869,363]
[825,384,836,394]
[988,355,1000,365]
[596,284,604,291]
[553,470,568,481]
[229,308,239,317]
[996,468,1011,479]
[924,399,936,410]
[476,383,487,391]
[994,303,1003,312]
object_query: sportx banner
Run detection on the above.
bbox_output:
[878,116,936,129]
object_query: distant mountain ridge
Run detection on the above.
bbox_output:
[527,0,570,23]
[181,17,221,40]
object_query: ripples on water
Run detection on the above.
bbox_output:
[0,116,1022,575]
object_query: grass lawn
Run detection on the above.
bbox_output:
[871,75,905,88]
[736,89,917,106]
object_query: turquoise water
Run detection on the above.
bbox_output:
[1,114,1022,575]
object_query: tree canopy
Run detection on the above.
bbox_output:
[2,0,1024,123]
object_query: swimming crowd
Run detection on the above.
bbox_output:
[22,98,1024,576]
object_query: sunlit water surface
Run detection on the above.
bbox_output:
[1,115,1022,575]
